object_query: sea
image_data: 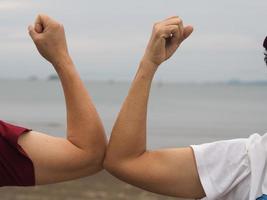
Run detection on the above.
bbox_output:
[1,80,267,149]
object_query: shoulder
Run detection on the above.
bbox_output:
[0,120,35,187]
[191,137,251,199]
[0,120,31,147]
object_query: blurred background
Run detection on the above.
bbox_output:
[0,0,267,199]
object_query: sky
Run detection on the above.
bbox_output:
[0,0,267,82]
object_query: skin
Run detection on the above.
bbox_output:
[17,14,107,185]
[104,16,206,199]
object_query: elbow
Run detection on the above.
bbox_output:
[81,138,107,175]
[103,156,114,173]
[103,152,121,175]
[103,151,133,176]
[104,146,147,175]
[91,150,106,173]
[80,147,106,176]
[103,148,112,168]
[71,129,107,174]
[87,142,107,174]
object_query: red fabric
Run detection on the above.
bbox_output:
[0,120,35,187]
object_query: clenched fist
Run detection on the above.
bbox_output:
[28,14,70,67]
[143,16,193,66]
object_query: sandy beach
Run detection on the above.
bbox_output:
[0,171,188,200]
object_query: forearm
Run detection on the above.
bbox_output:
[107,59,158,160]
[53,56,106,152]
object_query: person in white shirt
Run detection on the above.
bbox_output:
[104,15,267,200]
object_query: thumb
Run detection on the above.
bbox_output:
[183,25,194,40]
[35,23,44,34]
[28,25,38,40]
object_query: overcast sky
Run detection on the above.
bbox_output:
[0,0,266,82]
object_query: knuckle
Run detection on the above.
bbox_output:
[38,13,47,19]
[155,30,162,37]
[171,26,179,33]
[153,23,162,36]
[153,22,159,29]
[175,18,182,24]
[52,22,62,29]
[171,16,180,20]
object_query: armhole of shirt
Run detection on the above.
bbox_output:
[191,144,218,199]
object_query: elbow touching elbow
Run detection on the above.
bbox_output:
[79,140,107,175]
[88,144,107,173]
[80,149,105,175]
[68,128,107,173]
[103,153,133,176]
[103,153,120,174]
[104,149,147,174]
[103,153,113,172]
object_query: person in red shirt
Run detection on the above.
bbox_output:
[0,14,107,187]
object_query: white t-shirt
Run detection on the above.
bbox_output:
[191,133,267,200]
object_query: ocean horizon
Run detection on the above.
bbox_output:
[1,79,267,149]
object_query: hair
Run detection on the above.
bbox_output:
[265,52,267,65]
[264,36,267,65]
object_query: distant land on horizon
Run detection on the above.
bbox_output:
[1,76,267,86]
[42,76,267,85]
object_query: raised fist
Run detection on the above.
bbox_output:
[28,14,70,66]
[143,16,193,66]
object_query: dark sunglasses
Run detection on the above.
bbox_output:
[264,37,267,65]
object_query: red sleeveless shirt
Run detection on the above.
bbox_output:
[0,120,35,186]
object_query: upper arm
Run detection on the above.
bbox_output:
[18,131,101,185]
[106,147,205,199]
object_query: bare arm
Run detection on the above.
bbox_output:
[104,16,205,199]
[18,14,107,185]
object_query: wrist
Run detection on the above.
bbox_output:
[52,55,74,71]
[140,57,159,74]
[142,52,164,67]
[136,58,159,81]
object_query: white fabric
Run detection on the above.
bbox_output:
[191,133,267,200]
